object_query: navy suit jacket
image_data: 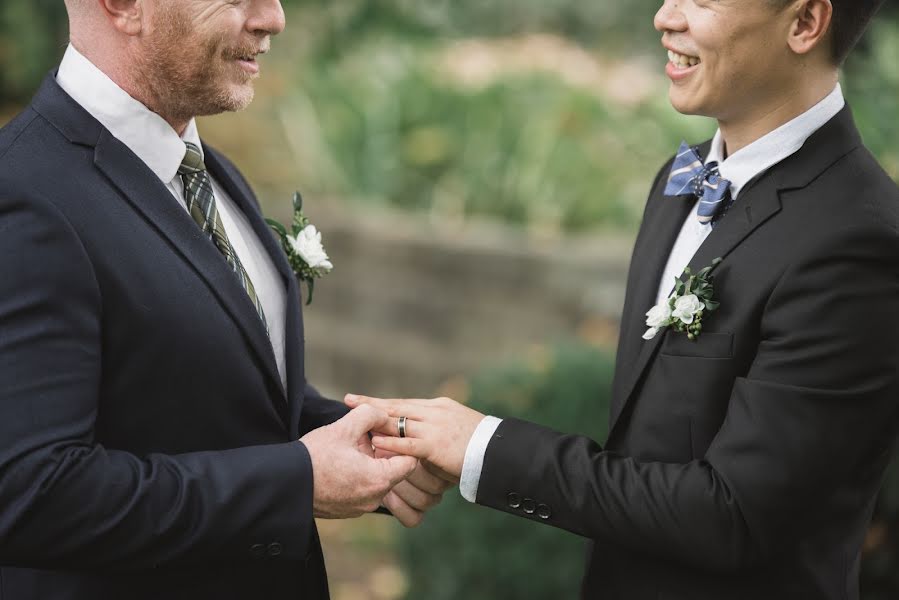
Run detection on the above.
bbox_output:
[0,74,349,599]
[477,107,899,599]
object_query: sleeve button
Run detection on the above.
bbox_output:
[537,504,552,520]
[507,493,522,509]
[250,543,265,558]
[267,542,283,557]
[522,498,536,514]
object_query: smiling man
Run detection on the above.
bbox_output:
[0,1,452,599]
[347,0,899,598]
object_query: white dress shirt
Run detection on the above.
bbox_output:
[56,44,288,390]
[459,83,846,503]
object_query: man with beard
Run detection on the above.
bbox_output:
[0,1,448,598]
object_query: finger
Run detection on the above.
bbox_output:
[345,397,435,423]
[393,479,443,512]
[345,395,438,416]
[342,404,390,440]
[372,416,435,440]
[373,436,430,461]
[408,462,453,495]
[374,448,399,459]
[380,454,418,486]
[382,490,424,528]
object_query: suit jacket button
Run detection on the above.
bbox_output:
[537,504,552,520]
[267,542,283,557]
[507,493,522,509]
[250,543,265,558]
[522,498,536,514]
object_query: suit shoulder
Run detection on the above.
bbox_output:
[0,108,40,164]
[811,145,898,234]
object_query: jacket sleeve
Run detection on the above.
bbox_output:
[298,384,351,437]
[475,215,899,572]
[0,190,315,570]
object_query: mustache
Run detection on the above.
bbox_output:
[225,40,271,59]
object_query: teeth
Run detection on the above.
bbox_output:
[668,50,700,68]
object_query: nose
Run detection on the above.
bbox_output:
[247,0,286,37]
[654,0,687,34]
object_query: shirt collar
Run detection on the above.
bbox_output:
[705,83,845,199]
[55,43,203,185]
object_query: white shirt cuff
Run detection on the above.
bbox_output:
[459,416,503,503]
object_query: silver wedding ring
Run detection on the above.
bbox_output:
[398,416,407,438]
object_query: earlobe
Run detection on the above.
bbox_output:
[98,0,143,36]
[787,0,833,56]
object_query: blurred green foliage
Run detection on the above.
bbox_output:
[285,42,713,231]
[0,0,68,106]
[396,342,614,599]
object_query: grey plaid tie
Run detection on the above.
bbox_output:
[178,142,268,333]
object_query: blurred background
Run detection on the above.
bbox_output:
[2,1,898,598]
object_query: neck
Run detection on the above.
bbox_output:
[71,39,191,137]
[718,72,838,157]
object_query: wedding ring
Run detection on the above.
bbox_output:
[398,416,407,438]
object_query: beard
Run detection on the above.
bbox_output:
[136,2,258,124]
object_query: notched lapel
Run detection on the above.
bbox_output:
[204,147,306,428]
[93,131,289,413]
[609,165,783,439]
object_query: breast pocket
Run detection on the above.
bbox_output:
[655,332,737,458]
[659,331,734,359]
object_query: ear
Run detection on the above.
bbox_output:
[97,0,143,36]
[787,0,833,57]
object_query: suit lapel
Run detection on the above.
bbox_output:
[93,131,289,414]
[204,149,306,429]
[609,182,695,432]
[607,106,862,439]
[610,175,783,435]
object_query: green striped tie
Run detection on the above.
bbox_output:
[178,142,268,333]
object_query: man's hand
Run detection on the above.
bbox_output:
[344,395,485,482]
[382,460,454,528]
[300,404,418,519]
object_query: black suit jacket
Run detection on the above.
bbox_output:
[477,107,899,599]
[0,75,349,599]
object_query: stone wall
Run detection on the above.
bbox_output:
[292,201,634,400]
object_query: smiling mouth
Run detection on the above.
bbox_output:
[668,50,701,68]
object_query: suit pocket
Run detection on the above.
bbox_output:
[659,332,733,359]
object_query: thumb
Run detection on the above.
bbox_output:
[342,404,390,440]
[381,455,418,486]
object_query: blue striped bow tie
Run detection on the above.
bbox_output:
[664,141,732,225]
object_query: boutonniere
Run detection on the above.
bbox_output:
[643,257,723,341]
[266,191,333,305]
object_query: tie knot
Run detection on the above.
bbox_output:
[664,141,733,226]
[692,162,720,198]
[179,142,206,175]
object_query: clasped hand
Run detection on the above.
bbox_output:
[299,404,453,527]
[344,394,486,485]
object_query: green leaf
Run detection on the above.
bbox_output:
[293,190,304,213]
[265,218,288,239]
[704,300,720,311]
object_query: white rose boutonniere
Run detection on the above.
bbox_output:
[266,192,333,305]
[643,257,722,341]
